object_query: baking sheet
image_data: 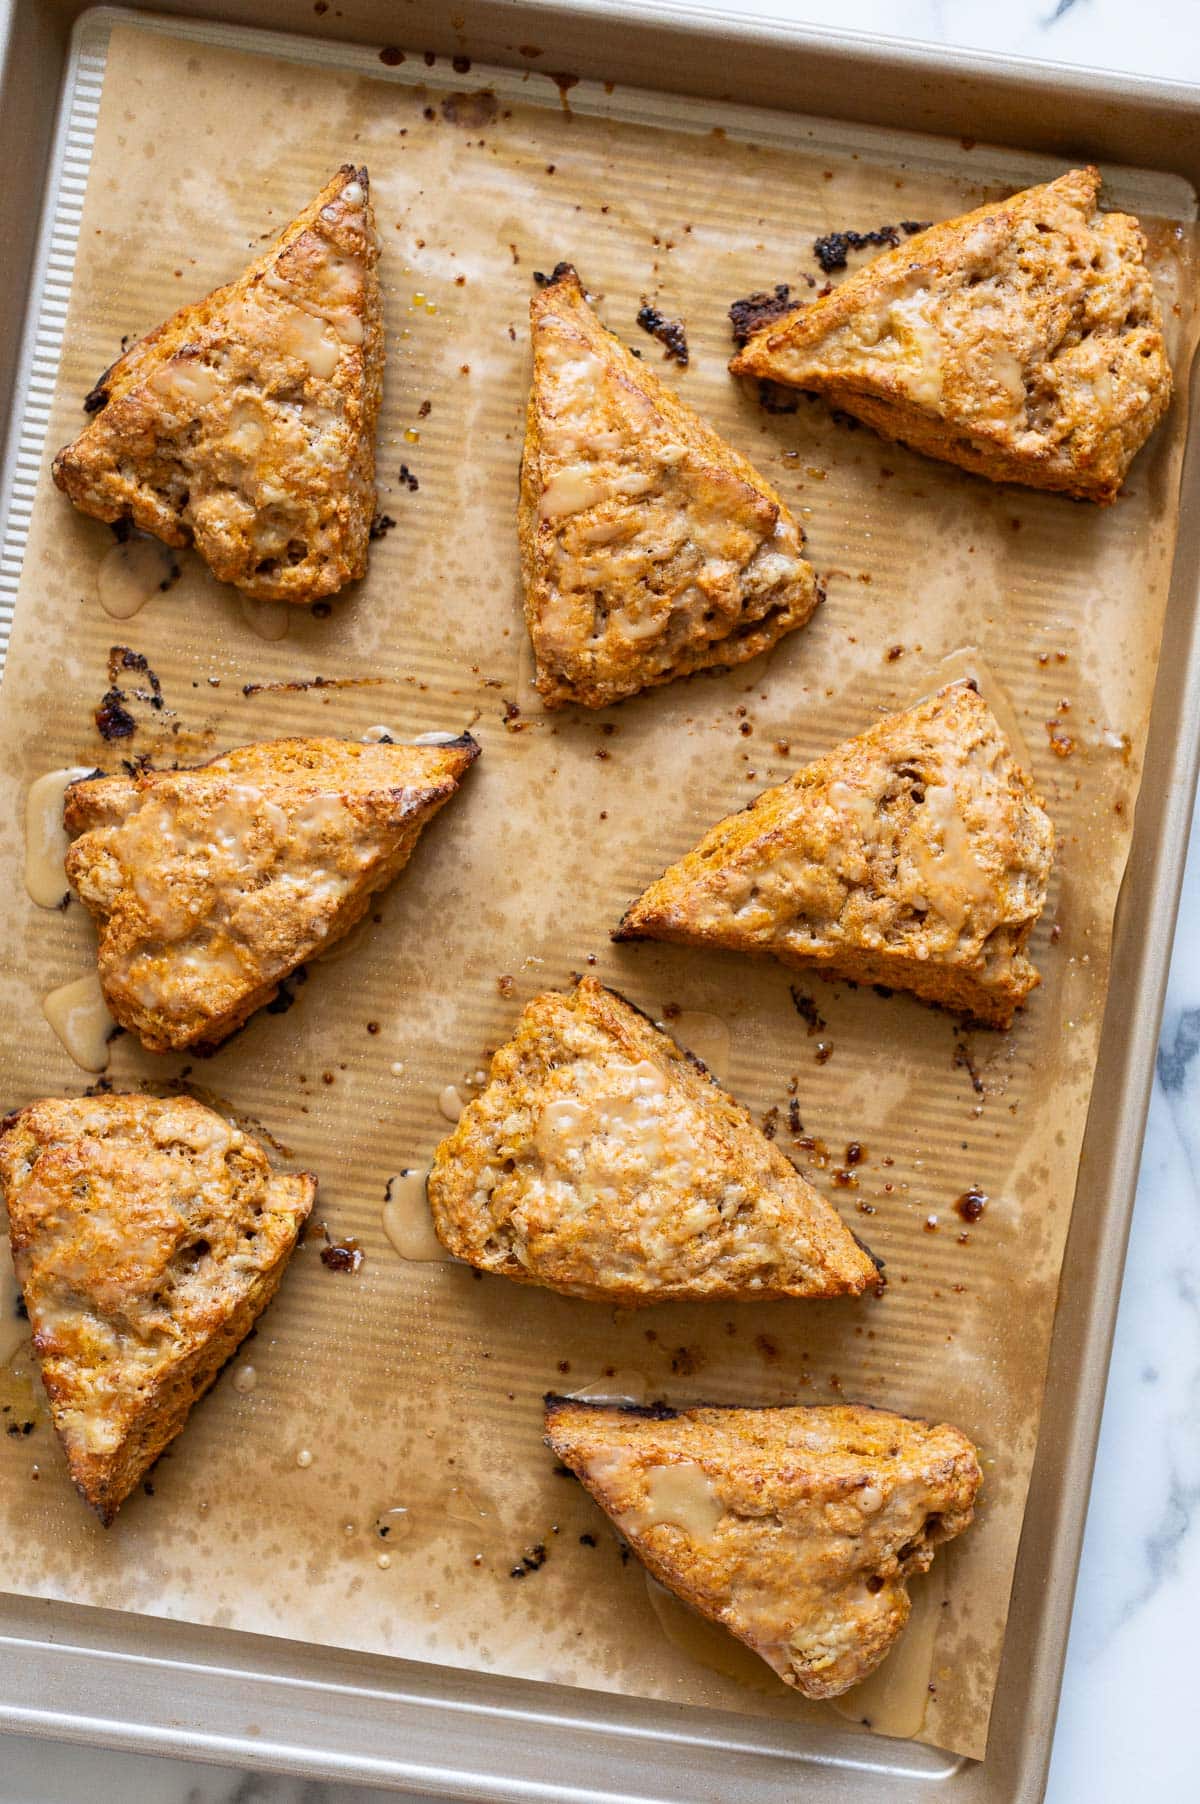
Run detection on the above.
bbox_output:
[0,16,1197,1765]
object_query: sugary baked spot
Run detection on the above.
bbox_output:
[0,1092,315,1524]
[63,735,480,1052]
[545,1397,981,1699]
[427,974,878,1303]
[52,165,384,602]
[520,264,821,708]
[616,681,1053,1029]
[730,168,1171,502]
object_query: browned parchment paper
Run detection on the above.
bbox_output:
[0,19,1197,1764]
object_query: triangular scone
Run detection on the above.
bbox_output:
[616,682,1053,1028]
[0,1093,315,1524]
[63,735,480,1052]
[545,1398,980,1698]
[52,165,384,602]
[520,264,820,708]
[730,168,1171,503]
[427,975,877,1303]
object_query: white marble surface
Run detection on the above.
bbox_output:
[3,1,1199,1799]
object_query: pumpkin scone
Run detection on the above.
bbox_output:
[0,1092,315,1524]
[52,164,384,603]
[616,681,1053,1028]
[427,975,877,1303]
[545,1397,981,1699]
[520,264,821,708]
[730,168,1171,503]
[63,734,479,1052]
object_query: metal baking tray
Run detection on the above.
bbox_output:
[1,2,1198,1798]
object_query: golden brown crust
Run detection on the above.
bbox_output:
[616,682,1054,1028]
[63,734,480,1052]
[545,1397,981,1699]
[428,975,877,1303]
[731,168,1171,503]
[52,165,384,601]
[520,266,820,708]
[0,1093,315,1523]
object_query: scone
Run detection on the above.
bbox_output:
[546,1397,981,1699]
[63,734,479,1052]
[520,264,820,709]
[730,168,1171,502]
[428,975,878,1304]
[0,1092,315,1523]
[52,165,384,602]
[616,681,1053,1028]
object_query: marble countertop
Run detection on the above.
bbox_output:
[4,1,1198,1799]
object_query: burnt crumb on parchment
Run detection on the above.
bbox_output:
[398,464,419,493]
[110,649,162,703]
[320,1230,364,1274]
[369,513,397,541]
[728,282,808,348]
[812,219,929,274]
[111,645,164,706]
[95,645,167,740]
[510,1541,548,1578]
[636,302,688,365]
[241,674,386,698]
[95,689,137,740]
[789,986,826,1035]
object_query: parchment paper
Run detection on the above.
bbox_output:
[0,18,1197,1763]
